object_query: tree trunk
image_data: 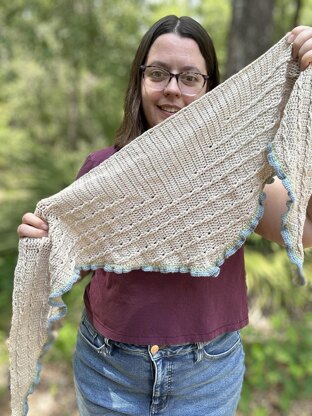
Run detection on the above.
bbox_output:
[67,77,80,151]
[293,0,303,27]
[225,0,275,79]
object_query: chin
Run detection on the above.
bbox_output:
[146,111,171,128]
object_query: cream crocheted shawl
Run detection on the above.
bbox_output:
[9,37,312,415]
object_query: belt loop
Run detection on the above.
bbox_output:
[195,342,205,362]
[104,338,113,355]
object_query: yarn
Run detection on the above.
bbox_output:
[9,37,312,416]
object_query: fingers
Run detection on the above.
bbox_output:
[21,212,48,229]
[298,47,312,71]
[17,212,49,238]
[288,25,312,41]
[288,26,312,70]
[17,224,49,238]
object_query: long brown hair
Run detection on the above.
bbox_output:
[115,15,220,149]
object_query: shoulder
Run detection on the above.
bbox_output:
[89,146,117,166]
[76,145,117,179]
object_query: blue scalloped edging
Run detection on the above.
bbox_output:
[267,142,305,285]
[22,270,83,416]
[60,195,266,281]
[22,362,41,415]
[22,186,272,415]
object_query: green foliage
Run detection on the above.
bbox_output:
[45,276,91,364]
[0,249,16,330]
[0,331,8,366]
[148,0,231,77]
[239,311,312,414]
[1,2,312,413]
[194,0,231,77]
[274,0,312,40]
[245,234,312,314]
[0,330,9,404]
[0,0,150,334]
[0,0,233,338]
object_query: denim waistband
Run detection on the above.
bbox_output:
[80,311,211,360]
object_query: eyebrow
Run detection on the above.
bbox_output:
[147,60,203,73]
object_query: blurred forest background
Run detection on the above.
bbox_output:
[1,0,312,415]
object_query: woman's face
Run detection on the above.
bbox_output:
[141,33,208,129]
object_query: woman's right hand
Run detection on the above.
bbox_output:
[17,213,49,238]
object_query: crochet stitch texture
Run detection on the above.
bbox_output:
[9,37,312,415]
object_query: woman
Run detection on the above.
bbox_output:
[17,16,312,416]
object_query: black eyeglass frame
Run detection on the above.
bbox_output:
[140,65,209,92]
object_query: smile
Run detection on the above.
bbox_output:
[158,105,181,114]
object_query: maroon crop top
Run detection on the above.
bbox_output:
[77,146,249,345]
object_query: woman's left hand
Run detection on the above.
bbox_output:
[288,26,312,70]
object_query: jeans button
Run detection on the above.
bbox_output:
[150,345,159,355]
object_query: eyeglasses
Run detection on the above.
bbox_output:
[140,65,209,97]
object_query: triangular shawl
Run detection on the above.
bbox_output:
[9,37,312,415]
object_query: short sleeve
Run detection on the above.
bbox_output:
[76,154,96,179]
[75,146,117,180]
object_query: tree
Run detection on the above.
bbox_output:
[274,0,305,40]
[225,0,275,78]
[0,0,150,333]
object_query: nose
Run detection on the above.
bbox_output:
[163,76,181,97]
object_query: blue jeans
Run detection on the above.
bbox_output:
[73,314,245,415]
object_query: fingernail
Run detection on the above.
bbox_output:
[43,224,49,230]
[287,34,295,43]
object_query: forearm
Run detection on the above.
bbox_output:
[255,178,312,248]
[306,195,312,223]
[303,195,312,248]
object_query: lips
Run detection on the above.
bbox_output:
[158,105,181,114]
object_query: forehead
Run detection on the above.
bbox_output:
[145,33,206,72]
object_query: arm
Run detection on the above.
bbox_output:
[17,154,96,277]
[255,26,312,247]
[17,212,49,238]
[16,151,112,278]
[17,213,91,278]
[255,178,312,248]
[17,153,97,239]
[287,26,312,70]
